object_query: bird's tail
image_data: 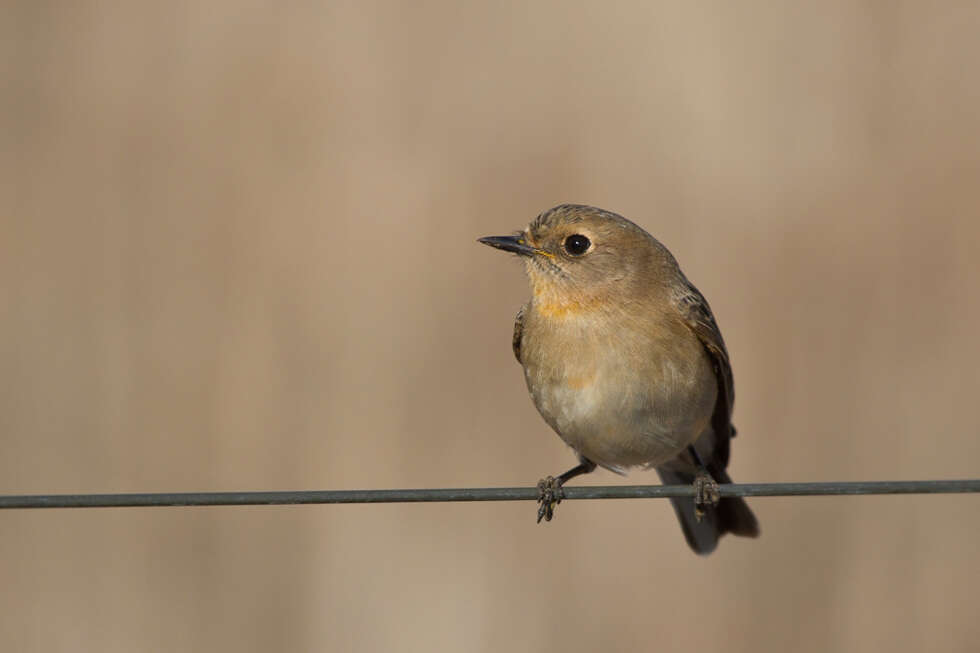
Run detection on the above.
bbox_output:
[655,467,760,555]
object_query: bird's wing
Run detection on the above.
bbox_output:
[512,303,527,363]
[676,282,735,469]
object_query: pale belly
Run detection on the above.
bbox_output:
[523,347,717,471]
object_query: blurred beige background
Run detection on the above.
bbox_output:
[2,2,979,652]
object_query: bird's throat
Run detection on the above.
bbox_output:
[526,262,606,319]
[533,296,602,319]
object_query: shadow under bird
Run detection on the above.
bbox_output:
[479,204,759,554]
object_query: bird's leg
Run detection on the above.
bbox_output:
[536,458,597,523]
[687,445,721,522]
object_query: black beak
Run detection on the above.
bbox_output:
[478,235,537,257]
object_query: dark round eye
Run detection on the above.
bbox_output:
[563,234,591,256]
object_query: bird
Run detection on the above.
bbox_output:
[478,204,759,554]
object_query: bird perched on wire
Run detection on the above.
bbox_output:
[479,204,759,554]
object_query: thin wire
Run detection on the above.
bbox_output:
[1,480,978,509]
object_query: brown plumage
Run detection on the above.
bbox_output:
[480,204,759,554]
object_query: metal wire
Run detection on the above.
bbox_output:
[1,480,978,509]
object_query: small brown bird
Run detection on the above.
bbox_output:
[479,204,759,554]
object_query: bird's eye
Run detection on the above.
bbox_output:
[563,234,591,256]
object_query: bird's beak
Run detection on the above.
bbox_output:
[478,235,538,257]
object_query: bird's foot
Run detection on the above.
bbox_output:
[536,475,565,523]
[693,471,720,522]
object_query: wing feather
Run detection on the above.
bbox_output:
[512,303,527,364]
[676,283,735,469]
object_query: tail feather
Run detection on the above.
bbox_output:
[656,467,759,555]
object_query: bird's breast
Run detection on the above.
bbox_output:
[520,306,716,470]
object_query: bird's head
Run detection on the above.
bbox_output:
[479,204,674,318]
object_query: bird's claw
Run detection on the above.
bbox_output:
[693,471,720,522]
[536,475,564,523]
